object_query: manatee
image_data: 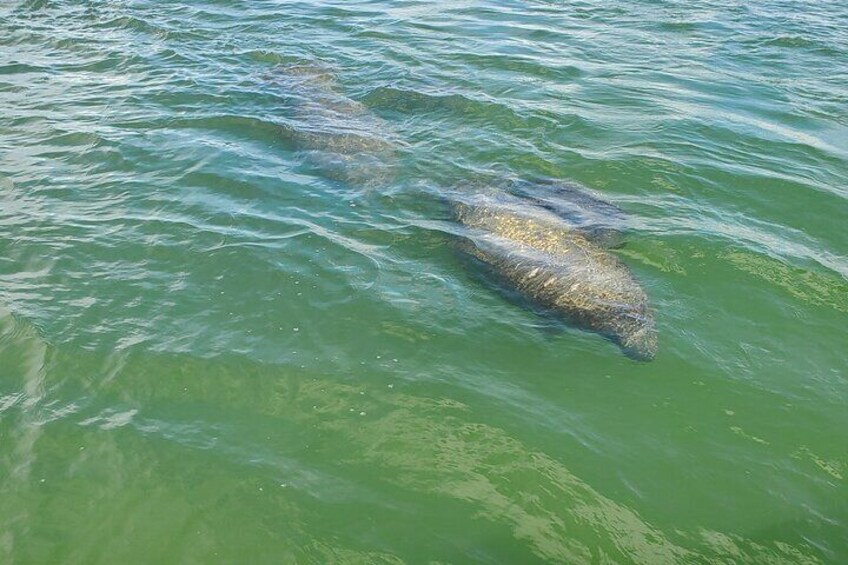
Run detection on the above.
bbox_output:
[269,63,396,186]
[453,187,657,361]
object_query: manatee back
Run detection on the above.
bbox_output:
[509,179,628,248]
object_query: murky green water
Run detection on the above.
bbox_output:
[1,0,846,562]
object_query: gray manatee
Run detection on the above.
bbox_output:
[269,63,396,186]
[453,187,657,361]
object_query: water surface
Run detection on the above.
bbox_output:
[1,0,847,562]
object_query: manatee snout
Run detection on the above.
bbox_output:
[618,323,658,362]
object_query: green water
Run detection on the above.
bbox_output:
[1,0,847,562]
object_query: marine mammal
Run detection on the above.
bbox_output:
[269,63,396,186]
[453,187,657,360]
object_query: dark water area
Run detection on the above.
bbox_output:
[1,0,847,562]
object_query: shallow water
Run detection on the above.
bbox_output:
[1,0,847,562]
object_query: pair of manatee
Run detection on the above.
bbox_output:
[274,64,657,361]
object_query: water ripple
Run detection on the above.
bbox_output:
[2,0,847,561]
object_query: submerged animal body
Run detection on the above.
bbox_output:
[453,188,657,360]
[270,63,396,186]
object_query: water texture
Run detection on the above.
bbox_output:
[1,0,847,562]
